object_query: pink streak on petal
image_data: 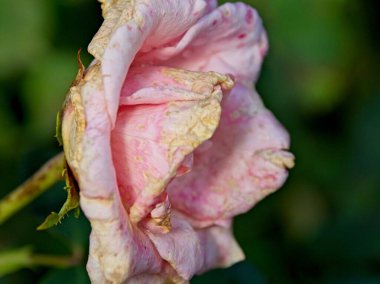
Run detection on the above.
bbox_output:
[176,153,193,176]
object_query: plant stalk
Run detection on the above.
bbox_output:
[0,152,65,224]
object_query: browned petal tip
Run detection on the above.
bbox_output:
[276,150,295,169]
[223,73,235,90]
[261,149,295,170]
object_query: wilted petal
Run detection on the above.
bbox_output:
[88,0,209,125]
[112,66,233,225]
[196,222,244,273]
[137,3,267,86]
[84,196,164,283]
[146,214,203,280]
[146,212,244,280]
[168,83,294,225]
[62,63,116,200]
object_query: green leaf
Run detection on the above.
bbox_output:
[37,166,80,230]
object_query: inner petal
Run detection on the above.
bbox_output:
[111,66,234,229]
[134,3,267,86]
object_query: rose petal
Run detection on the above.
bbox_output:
[88,0,209,125]
[146,212,244,280]
[62,63,166,283]
[196,222,244,273]
[62,63,115,200]
[84,195,164,283]
[111,66,233,224]
[146,214,203,280]
[168,83,294,226]
[136,3,267,86]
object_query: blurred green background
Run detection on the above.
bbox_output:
[0,0,379,283]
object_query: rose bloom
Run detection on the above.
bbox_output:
[61,0,294,283]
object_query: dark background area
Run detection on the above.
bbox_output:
[0,0,379,283]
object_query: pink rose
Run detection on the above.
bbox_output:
[61,0,294,283]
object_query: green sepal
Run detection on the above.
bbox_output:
[37,165,80,230]
[55,49,84,147]
[55,111,63,146]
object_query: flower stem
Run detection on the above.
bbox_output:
[0,245,83,277]
[30,246,83,268]
[0,152,66,224]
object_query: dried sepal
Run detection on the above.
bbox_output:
[37,164,80,230]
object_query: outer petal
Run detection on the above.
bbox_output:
[168,84,294,226]
[146,214,203,280]
[88,0,209,125]
[62,63,164,283]
[146,212,244,281]
[62,62,234,282]
[84,198,165,282]
[136,3,267,86]
[195,221,244,274]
